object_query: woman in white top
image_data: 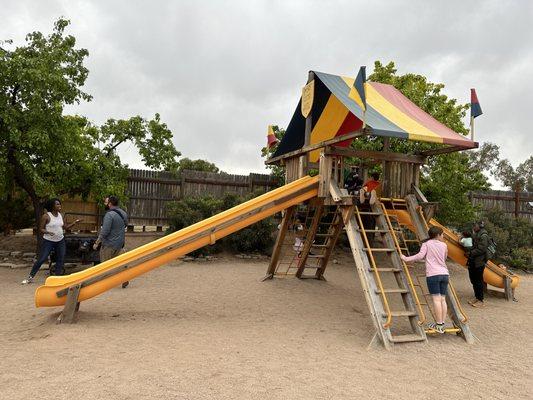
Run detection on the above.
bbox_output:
[21,198,81,284]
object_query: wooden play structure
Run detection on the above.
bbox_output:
[33,69,519,349]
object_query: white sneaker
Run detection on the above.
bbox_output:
[21,277,33,284]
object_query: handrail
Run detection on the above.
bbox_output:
[381,203,426,326]
[354,205,393,329]
[448,281,468,323]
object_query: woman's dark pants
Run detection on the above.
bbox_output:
[30,238,66,278]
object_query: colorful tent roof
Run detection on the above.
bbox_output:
[272,71,477,162]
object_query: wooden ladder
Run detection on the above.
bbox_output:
[341,202,427,349]
[295,205,344,280]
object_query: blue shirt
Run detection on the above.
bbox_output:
[99,208,128,250]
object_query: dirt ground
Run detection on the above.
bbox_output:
[0,235,532,400]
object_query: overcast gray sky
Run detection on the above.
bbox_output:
[2,0,532,182]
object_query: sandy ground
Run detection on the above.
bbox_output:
[0,236,532,400]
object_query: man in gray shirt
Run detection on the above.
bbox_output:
[93,195,129,288]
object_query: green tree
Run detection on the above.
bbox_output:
[0,19,180,238]
[178,157,220,173]
[368,61,491,226]
[494,156,533,192]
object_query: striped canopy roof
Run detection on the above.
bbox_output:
[272,71,477,162]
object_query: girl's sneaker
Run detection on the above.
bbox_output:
[435,324,445,334]
[427,322,438,330]
[21,277,33,285]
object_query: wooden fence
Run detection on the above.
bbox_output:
[469,190,533,221]
[62,169,278,230]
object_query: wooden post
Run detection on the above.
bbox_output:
[57,284,82,324]
[514,184,520,219]
[503,276,513,301]
[318,151,332,198]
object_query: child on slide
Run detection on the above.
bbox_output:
[460,231,473,251]
[400,226,449,334]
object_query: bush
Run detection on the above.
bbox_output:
[479,208,533,270]
[166,191,276,256]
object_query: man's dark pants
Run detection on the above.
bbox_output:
[468,264,486,301]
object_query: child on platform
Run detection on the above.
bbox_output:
[400,226,449,334]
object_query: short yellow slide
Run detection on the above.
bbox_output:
[35,175,319,308]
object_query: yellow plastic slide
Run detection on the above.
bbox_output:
[35,175,319,308]
[387,210,519,289]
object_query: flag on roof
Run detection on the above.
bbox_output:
[266,125,278,148]
[350,66,367,111]
[471,88,483,118]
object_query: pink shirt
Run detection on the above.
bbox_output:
[400,239,449,277]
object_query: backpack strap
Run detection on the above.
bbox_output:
[109,209,126,227]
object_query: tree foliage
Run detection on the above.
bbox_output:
[0,19,180,234]
[494,156,533,192]
[368,61,491,226]
[178,157,220,173]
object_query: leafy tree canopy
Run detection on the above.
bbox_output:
[367,61,492,226]
[178,157,220,174]
[0,19,180,228]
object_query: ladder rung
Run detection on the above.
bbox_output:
[375,288,409,294]
[426,328,462,334]
[308,254,325,258]
[364,248,395,252]
[390,334,426,343]
[383,310,417,317]
[357,229,390,233]
[369,267,401,273]
[315,233,335,237]
[357,211,382,215]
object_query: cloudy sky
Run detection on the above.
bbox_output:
[2,0,532,181]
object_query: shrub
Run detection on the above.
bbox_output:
[479,208,533,271]
[166,191,276,256]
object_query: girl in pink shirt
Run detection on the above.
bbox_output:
[401,226,449,334]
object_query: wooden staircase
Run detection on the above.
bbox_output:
[341,202,427,349]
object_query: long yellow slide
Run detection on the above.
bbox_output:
[35,175,319,308]
[387,210,519,289]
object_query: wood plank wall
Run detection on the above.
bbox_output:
[469,190,533,221]
[381,161,420,198]
[62,169,278,229]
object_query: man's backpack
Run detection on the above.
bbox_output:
[481,232,497,259]
[109,209,127,248]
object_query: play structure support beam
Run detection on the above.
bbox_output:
[418,144,478,157]
[265,128,369,165]
[57,284,81,324]
[326,147,426,164]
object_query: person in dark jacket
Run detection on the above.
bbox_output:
[467,221,489,307]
